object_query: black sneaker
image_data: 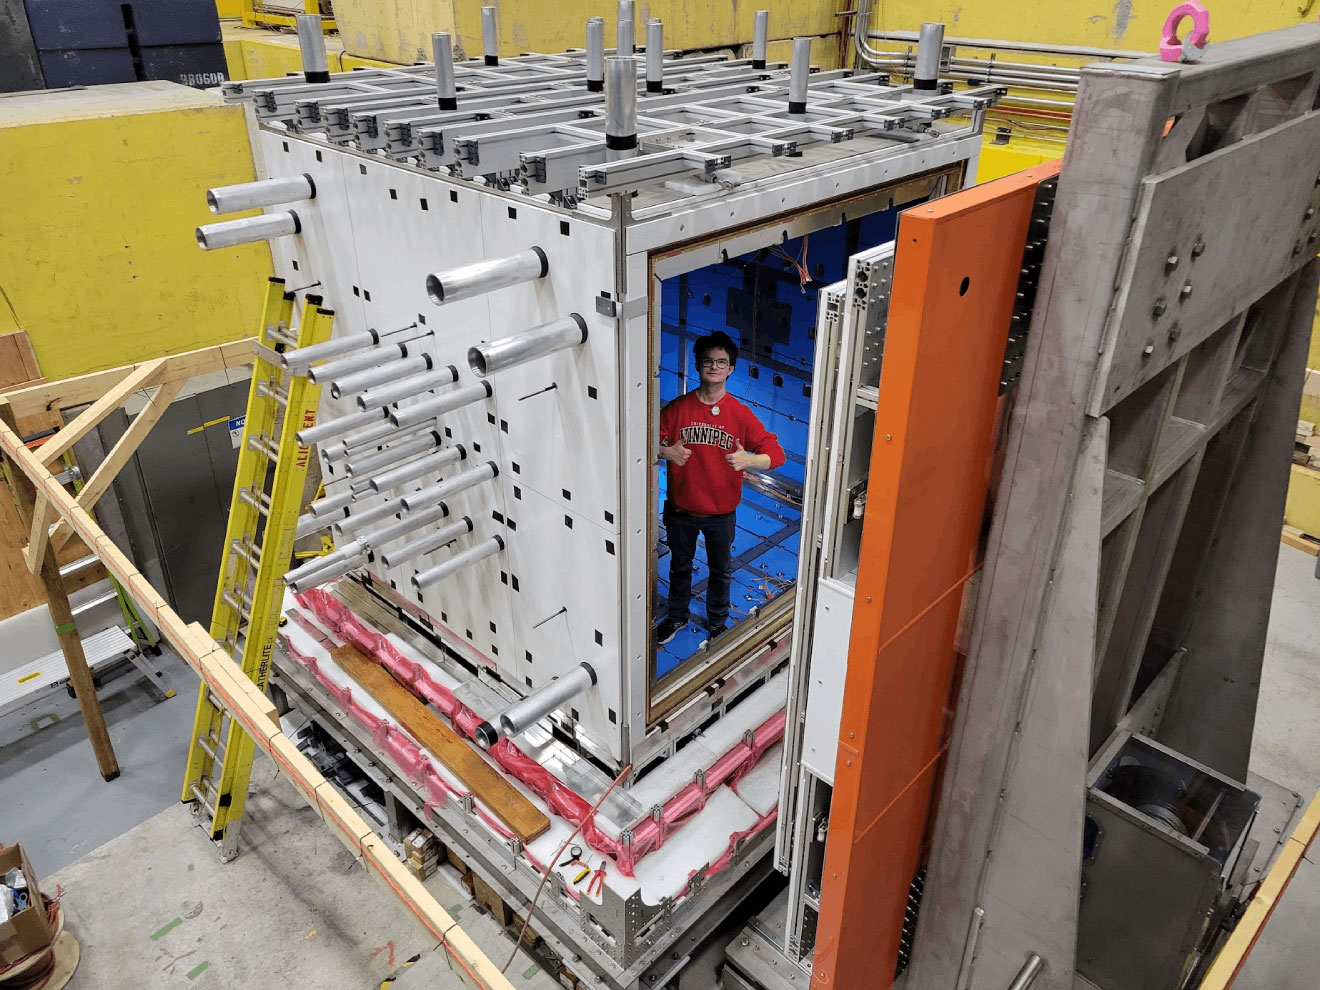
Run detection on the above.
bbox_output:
[655,618,682,645]
[706,617,728,637]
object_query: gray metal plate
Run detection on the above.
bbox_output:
[1095,109,1320,413]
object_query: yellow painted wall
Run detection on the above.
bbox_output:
[0,83,271,380]
[222,24,392,81]
[334,0,841,66]
[874,1,1319,51]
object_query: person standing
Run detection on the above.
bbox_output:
[656,331,786,644]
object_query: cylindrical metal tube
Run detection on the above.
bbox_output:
[1006,954,1044,990]
[616,0,634,55]
[207,174,315,215]
[297,13,330,83]
[425,247,547,305]
[645,20,663,93]
[308,342,412,385]
[605,57,638,159]
[752,11,769,69]
[788,37,811,114]
[433,32,458,111]
[196,211,300,251]
[334,496,403,536]
[358,500,453,550]
[379,516,473,569]
[468,314,587,377]
[915,22,946,90]
[344,431,443,478]
[481,6,498,65]
[390,381,493,430]
[296,407,386,446]
[400,461,499,512]
[356,365,459,411]
[586,18,605,92]
[412,535,504,591]
[307,488,356,518]
[281,329,379,373]
[474,663,597,748]
[285,550,368,594]
[335,417,439,461]
[329,354,433,400]
[295,510,333,540]
[367,445,466,494]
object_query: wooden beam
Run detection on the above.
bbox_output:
[0,407,513,990]
[0,404,119,780]
[23,493,56,575]
[49,378,186,553]
[38,358,167,468]
[2,338,253,423]
[332,644,551,843]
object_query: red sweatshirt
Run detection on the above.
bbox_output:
[659,391,786,516]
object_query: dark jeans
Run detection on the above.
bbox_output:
[664,503,735,627]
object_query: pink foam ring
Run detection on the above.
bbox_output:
[1160,1,1209,62]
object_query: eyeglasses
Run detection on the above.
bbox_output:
[699,357,730,368]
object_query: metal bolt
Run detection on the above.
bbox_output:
[1179,281,1193,302]
[1168,325,1181,343]
[1152,298,1168,318]
[1191,236,1206,258]
[1306,207,1316,220]
[1164,252,1178,274]
[1142,340,1155,358]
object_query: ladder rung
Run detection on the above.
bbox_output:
[190,781,217,817]
[195,733,222,761]
[267,325,299,348]
[246,433,281,462]
[238,486,271,515]
[231,537,262,570]
[221,589,252,617]
[256,378,290,406]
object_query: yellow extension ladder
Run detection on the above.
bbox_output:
[181,279,333,859]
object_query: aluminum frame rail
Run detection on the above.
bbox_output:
[221,50,1002,204]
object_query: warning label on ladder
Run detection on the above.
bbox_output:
[228,415,245,448]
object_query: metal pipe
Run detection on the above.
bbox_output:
[329,354,433,399]
[333,417,419,457]
[307,488,356,518]
[752,11,769,69]
[788,37,811,114]
[333,496,404,536]
[915,22,946,90]
[468,314,587,377]
[285,550,368,594]
[343,431,443,478]
[605,56,638,159]
[281,329,381,373]
[296,13,330,83]
[954,906,986,990]
[586,18,605,92]
[411,535,504,591]
[308,341,413,384]
[481,6,498,65]
[425,247,548,305]
[433,33,457,110]
[207,174,315,215]
[400,461,499,512]
[474,663,597,748]
[863,23,1149,60]
[296,407,386,446]
[367,445,466,494]
[645,20,663,93]
[390,381,492,430]
[356,366,458,411]
[196,211,300,251]
[1006,954,1044,990]
[358,501,453,548]
[616,0,634,55]
[378,516,473,569]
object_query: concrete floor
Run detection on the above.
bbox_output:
[0,546,1317,987]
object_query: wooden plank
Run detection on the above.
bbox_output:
[0,331,41,388]
[49,378,186,552]
[0,411,512,990]
[331,644,551,843]
[23,493,55,574]
[1281,524,1320,555]
[2,338,253,422]
[0,403,119,780]
[37,358,167,467]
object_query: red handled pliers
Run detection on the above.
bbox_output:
[586,861,607,898]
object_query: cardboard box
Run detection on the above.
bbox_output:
[0,845,54,966]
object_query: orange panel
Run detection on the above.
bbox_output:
[811,161,1062,990]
